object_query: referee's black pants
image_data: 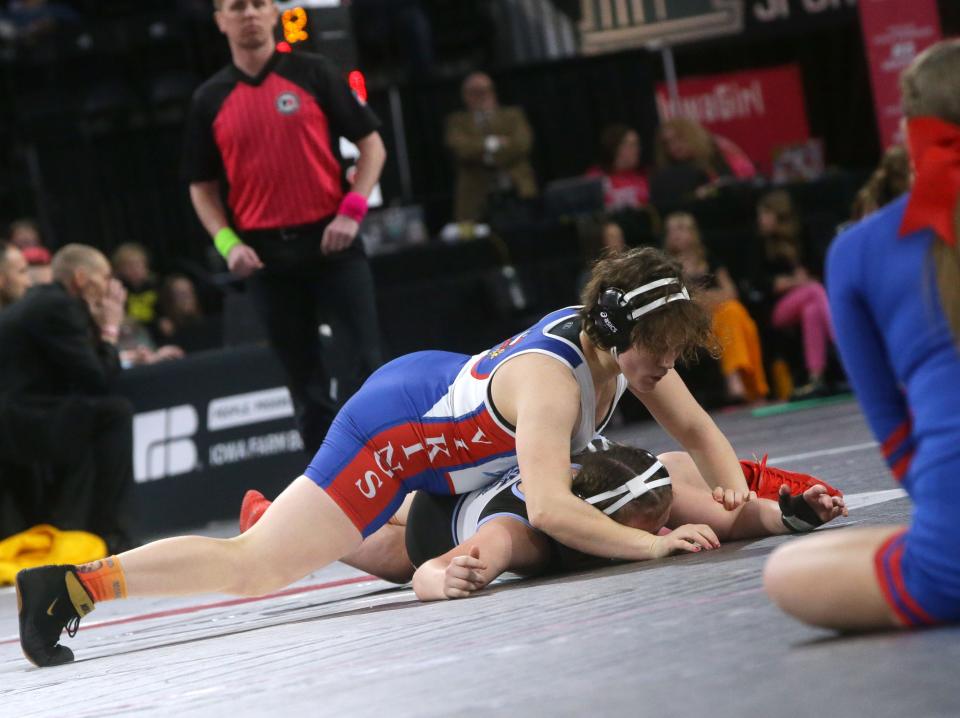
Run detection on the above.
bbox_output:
[246,224,383,456]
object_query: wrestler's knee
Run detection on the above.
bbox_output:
[221,535,305,597]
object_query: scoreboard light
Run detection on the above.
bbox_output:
[282,7,309,45]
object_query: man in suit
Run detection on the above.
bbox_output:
[0,244,134,549]
[445,72,538,222]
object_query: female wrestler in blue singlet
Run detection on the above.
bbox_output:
[764,40,960,630]
[16,245,783,667]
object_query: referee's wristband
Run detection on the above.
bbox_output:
[214,227,243,259]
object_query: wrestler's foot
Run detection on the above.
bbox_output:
[16,565,95,667]
[740,454,843,500]
[239,490,271,533]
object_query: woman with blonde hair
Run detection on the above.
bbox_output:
[650,117,756,204]
[764,39,960,631]
[664,212,768,403]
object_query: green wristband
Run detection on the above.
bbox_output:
[214,227,243,259]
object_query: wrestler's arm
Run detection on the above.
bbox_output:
[412,518,551,601]
[635,370,753,510]
[495,355,709,560]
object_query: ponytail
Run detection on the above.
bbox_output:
[932,203,960,347]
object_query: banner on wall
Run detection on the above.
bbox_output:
[858,0,942,149]
[655,64,811,175]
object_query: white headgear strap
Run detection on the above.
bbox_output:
[584,461,672,515]
[621,277,690,321]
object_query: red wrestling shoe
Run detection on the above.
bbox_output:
[739,454,843,500]
[239,490,272,533]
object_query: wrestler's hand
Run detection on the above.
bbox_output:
[799,484,848,524]
[713,487,757,511]
[227,244,264,278]
[443,546,488,599]
[321,215,359,255]
[649,524,720,558]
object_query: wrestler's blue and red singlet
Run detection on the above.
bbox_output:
[828,193,960,624]
[305,308,627,536]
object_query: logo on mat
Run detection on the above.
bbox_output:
[133,405,199,482]
[276,91,300,115]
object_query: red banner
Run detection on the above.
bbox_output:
[859,0,942,149]
[656,65,810,175]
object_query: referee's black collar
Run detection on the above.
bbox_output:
[230,49,283,86]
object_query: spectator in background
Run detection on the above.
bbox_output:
[650,117,755,206]
[585,124,650,211]
[0,241,32,311]
[21,245,52,285]
[446,72,538,222]
[8,218,45,251]
[156,273,221,353]
[664,212,768,404]
[851,145,911,220]
[0,244,134,551]
[756,190,835,401]
[111,243,159,331]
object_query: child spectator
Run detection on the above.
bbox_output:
[756,190,835,400]
[111,243,158,330]
[156,274,220,353]
[664,212,768,403]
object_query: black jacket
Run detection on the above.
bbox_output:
[0,282,120,401]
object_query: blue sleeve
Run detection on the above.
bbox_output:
[826,233,914,475]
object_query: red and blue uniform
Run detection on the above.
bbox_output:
[305,308,627,536]
[827,194,960,625]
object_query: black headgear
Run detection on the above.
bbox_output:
[587,277,690,351]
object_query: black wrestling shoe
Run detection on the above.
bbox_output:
[16,565,95,667]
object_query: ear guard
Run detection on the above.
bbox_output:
[588,277,690,351]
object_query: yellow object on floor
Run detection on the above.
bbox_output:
[0,525,107,586]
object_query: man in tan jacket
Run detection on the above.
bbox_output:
[445,72,538,222]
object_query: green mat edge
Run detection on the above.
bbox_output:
[750,393,855,418]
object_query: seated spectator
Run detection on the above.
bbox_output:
[0,241,31,311]
[650,117,756,206]
[664,212,768,404]
[21,245,52,286]
[445,72,538,222]
[585,124,650,210]
[0,244,135,551]
[111,243,159,331]
[851,145,911,220]
[755,190,836,401]
[156,274,221,353]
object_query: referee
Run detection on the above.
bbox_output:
[183,0,387,453]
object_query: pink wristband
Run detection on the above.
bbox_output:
[337,191,369,223]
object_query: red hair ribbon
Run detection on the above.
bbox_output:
[900,116,960,246]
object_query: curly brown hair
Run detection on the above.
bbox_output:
[579,246,716,362]
[571,441,672,523]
